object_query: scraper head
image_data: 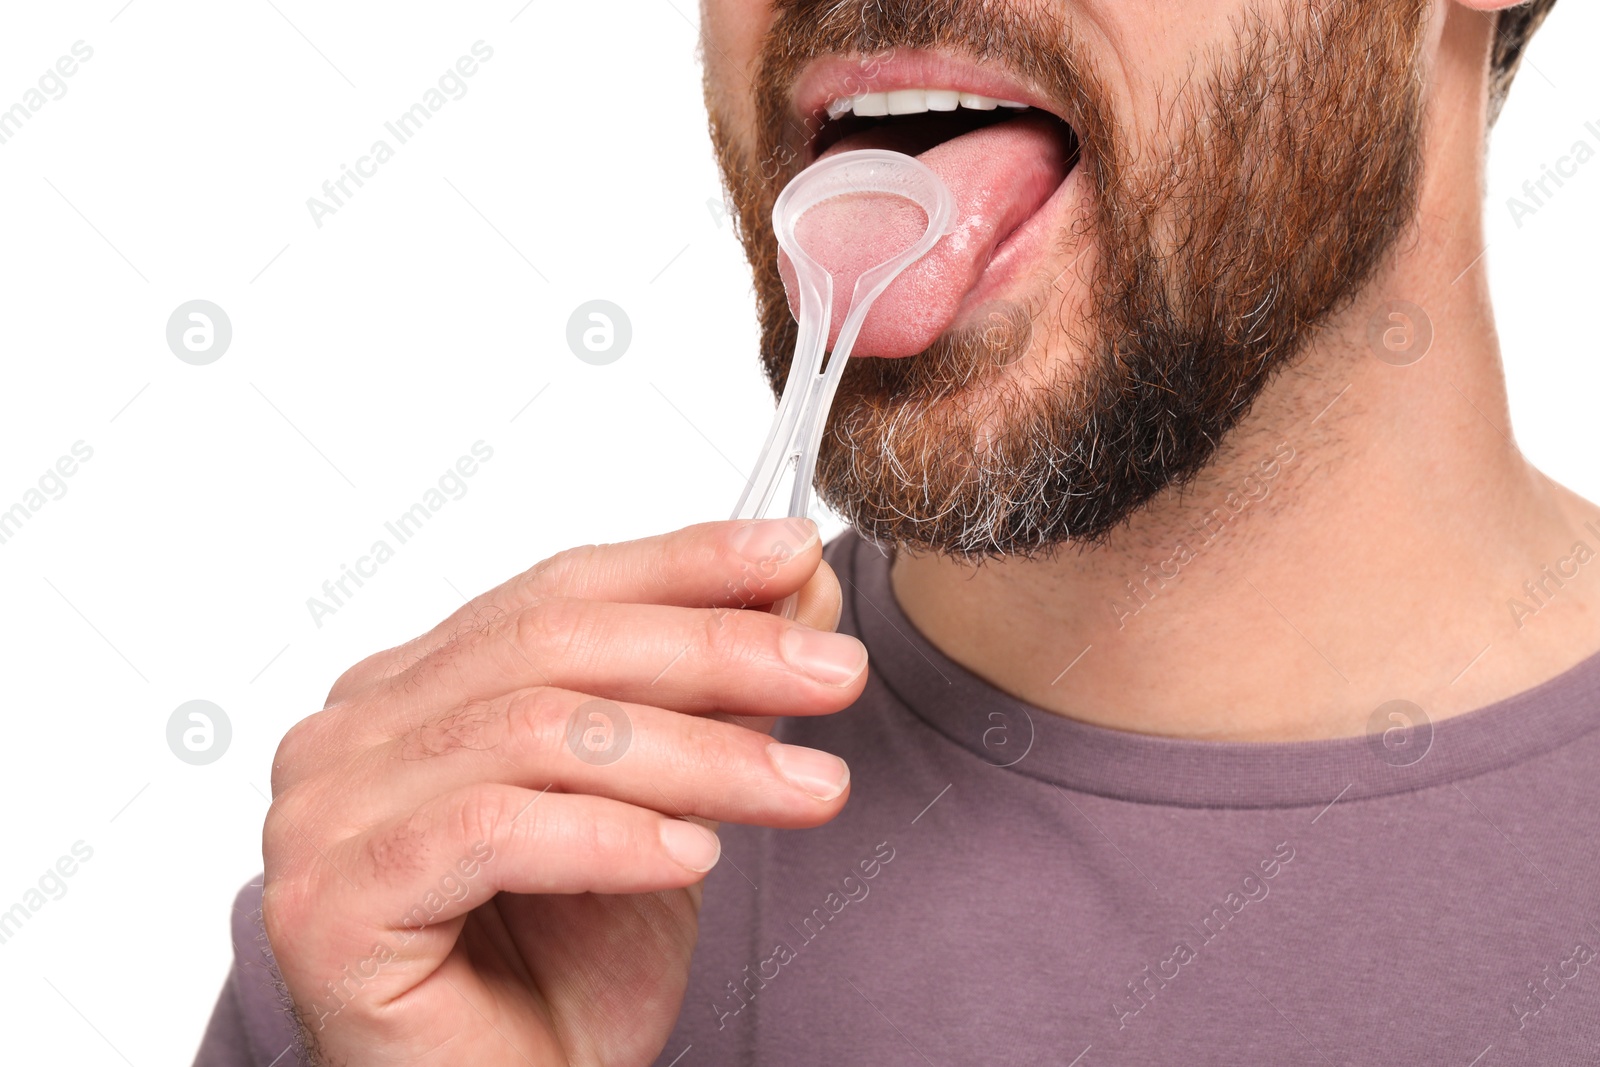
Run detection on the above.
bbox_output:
[731,149,956,619]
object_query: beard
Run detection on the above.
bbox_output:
[707,0,1429,560]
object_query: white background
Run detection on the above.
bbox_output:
[0,2,1594,1063]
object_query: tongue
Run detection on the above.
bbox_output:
[779,112,1073,359]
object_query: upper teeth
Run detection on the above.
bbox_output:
[825,89,1030,120]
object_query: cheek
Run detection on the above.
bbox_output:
[702,0,771,87]
[1076,0,1251,125]
[701,0,772,160]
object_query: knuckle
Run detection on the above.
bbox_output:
[260,873,318,952]
[518,542,601,598]
[261,789,324,870]
[671,714,748,780]
[697,606,773,670]
[681,517,746,564]
[261,804,295,864]
[504,686,572,756]
[271,710,334,791]
[513,596,587,662]
[324,650,387,706]
[598,814,644,861]
[510,791,635,860]
[448,786,513,858]
[571,801,644,859]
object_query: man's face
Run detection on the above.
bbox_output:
[703,0,1431,559]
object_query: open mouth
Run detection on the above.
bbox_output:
[785,55,1086,359]
[813,90,1076,162]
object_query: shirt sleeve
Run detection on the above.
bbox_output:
[192,876,308,1067]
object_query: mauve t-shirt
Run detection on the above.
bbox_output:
[197,531,1600,1066]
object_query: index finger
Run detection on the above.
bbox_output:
[327,517,823,703]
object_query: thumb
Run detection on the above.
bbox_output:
[790,557,843,633]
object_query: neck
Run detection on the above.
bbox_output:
[888,5,1600,741]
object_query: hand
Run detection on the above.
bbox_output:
[261,518,864,1066]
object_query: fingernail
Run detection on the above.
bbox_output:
[730,517,818,564]
[781,628,867,686]
[659,819,721,873]
[768,742,850,801]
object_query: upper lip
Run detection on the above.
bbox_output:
[790,49,1076,159]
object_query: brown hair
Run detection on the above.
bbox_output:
[1490,0,1558,125]
[722,0,1433,554]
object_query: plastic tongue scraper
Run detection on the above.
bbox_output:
[730,149,956,620]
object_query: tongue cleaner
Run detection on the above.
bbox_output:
[730,149,956,620]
